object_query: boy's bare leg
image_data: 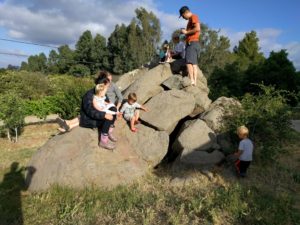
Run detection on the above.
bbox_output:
[130,117,136,131]
[187,64,194,84]
[135,110,140,121]
[193,64,198,86]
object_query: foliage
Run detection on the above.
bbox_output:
[68,64,91,77]
[0,70,51,100]
[198,24,234,77]
[223,84,292,162]
[233,31,265,71]
[208,62,246,100]
[20,53,47,73]
[0,91,25,138]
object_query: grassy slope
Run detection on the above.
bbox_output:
[0,124,299,225]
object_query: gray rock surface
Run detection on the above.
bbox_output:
[172,119,218,153]
[184,86,211,117]
[115,68,148,92]
[180,150,225,167]
[201,97,241,132]
[27,119,169,191]
[140,90,195,134]
[123,64,172,104]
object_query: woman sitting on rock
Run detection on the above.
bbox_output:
[79,77,118,150]
[57,71,123,134]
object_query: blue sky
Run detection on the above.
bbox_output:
[0,0,299,69]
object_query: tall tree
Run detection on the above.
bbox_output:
[57,45,75,74]
[92,33,109,72]
[107,24,130,74]
[75,30,94,74]
[26,53,47,72]
[135,7,161,63]
[47,50,59,74]
[245,50,299,103]
[234,31,265,71]
[198,24,233,77]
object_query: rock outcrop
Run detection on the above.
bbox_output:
[140,90,195,134]
[201,97,241,132]
[27,120,168,191]
[26,61,239,192]
[123,64,172,103]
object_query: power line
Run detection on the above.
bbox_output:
[0,52,30,57]
[0,51,101,65]
[0,38,59,49]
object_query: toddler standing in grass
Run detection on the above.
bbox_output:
[234,125,254,177]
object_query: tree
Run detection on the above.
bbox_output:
[20,62,28,71]
[234,31,265,71]
[57,45,75,74]
[245,50,299,105]
[107,24,130,74]
[208,62,246,100]
[135,7,161,63]
[26,53,47,72]
[75,30,94,74]
[69,64,91,77]
[107,7,161,74]
[92,33,109,72]
[47,50,59,74]
[198,24,233,77]
[0,92,25,142]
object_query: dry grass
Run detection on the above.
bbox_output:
[0,124,300,225]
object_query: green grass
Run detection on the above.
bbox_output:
[0,130,300,225]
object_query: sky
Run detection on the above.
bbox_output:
[0,0,299,70]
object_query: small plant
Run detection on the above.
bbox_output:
[0,92,25,142]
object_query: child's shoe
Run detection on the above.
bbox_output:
[99,133,115,150]
[108,127,117,142]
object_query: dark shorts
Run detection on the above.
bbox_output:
[185,41,200,65]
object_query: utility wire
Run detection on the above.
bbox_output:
[0,38,103,65]
[0,52,30,57]
[0,51,101,65]
[0,38,59,49]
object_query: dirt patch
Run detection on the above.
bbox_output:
[0,123,59,152]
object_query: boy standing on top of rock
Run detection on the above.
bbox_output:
[179,6,201,86]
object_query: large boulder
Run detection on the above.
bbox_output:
[201,97,241,132]
[115,68,148,92]
[26,119,169,192]
[170,60,209,93]
[140,90,195,134]
[183,86,211,117]
[123,64,172,104]
[172,119,218,153]
[161,75,191,90]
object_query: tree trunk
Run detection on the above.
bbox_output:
[15,127,18,143]
[7,129,11,142]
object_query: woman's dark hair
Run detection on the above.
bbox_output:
[95,70,110,85]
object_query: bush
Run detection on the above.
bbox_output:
[0,92,25,140]
[0,70,51,100]
[23,75,94,119]
[68,64,91,77]
[223,84,292,162]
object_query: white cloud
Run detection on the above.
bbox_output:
[220,28,300,70]
[0,0,183,46]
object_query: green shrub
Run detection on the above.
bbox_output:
[0,92,25,140]
[0,70,51,100]
[223,84,292,162]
